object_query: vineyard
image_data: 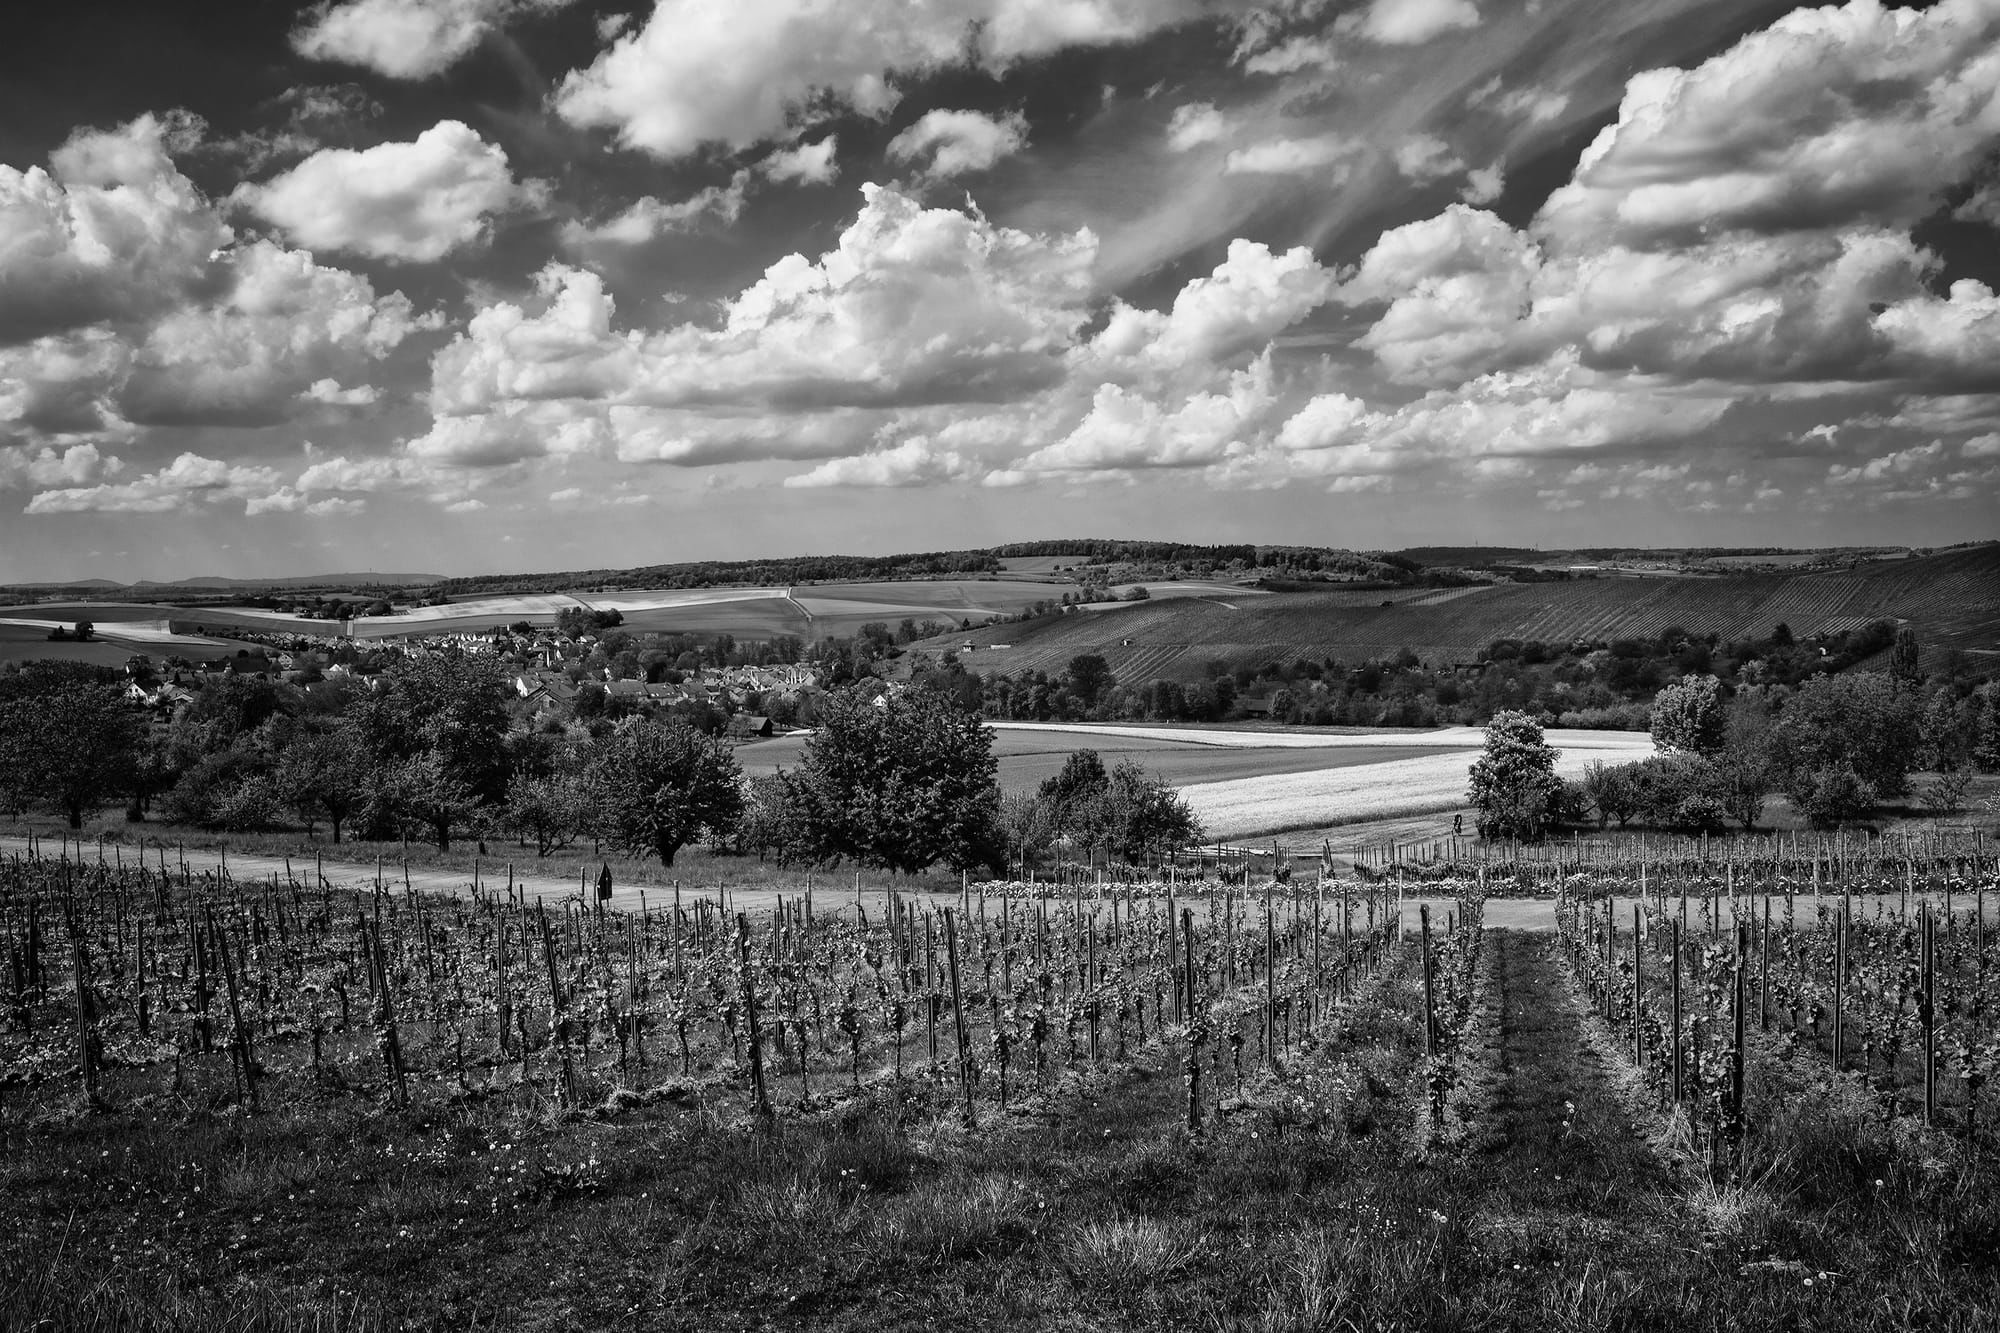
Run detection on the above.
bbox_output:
[4,835,1998,1330]
[938,544,2000,681]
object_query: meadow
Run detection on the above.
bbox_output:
[4,838,1996,1331]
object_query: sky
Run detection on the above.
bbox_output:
[1,0,1997,584]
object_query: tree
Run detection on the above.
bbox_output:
[590,716,743,867]
[389,752,479,851]
[1065,655,1114,708]
[1796,763,1876,829]
[1089,761,1203,863]
[1890,627,1921,685]
[274,725,370,842]
[1037,749,1108,830]
[1650,674,1726,757]
[1467,710,1564,841]
[784,686,1002,875]
[504,770,590,856]
[74,620,94,642]
[1581,760,1639,829]
[1715,747,1769,831]
[1767,672,1919,810]
[0,674,140,828]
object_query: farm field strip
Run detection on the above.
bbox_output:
[1181,735,1655,838]
[989,721,1652,751]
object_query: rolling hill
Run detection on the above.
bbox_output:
[925,545,2000,681]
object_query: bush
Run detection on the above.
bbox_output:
[1797,764,1877,829]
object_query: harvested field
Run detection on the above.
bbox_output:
[1180,731,1655,838]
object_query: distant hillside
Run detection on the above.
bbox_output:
[928,545,2000,682]
[4,573,446,597]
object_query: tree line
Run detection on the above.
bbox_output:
[1468,665,1998,840]
[0,658,1201,878]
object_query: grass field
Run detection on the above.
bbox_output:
[0,619,243,666]
[928,545,2000,679]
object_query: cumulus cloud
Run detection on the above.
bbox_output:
[237,121,537,262]
[117,240,429,426]
[887,109,1029,179]
[0,113,229,345]
[429,185,1099,458]
[1165,102,1229,151]
[1358,0,1481,46]
[1086,238,1337,371]
[1018,356,1277,472]
[25,451,281,513]
[1224,134,1351,176]
[761,137,839,185]
[0,442,118,492]
[552,0,1220,160]
[292,0,571,80]
[1537,0,2000,250]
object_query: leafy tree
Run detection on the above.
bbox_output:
[1796,763,1876,829]
[1890,627,1921,685]
[504,770,590,856]
[1088,761,1203,863]
[390,752,479,852]
[1917,688,1973,773]
[590,716,743,867]
[1065,654,1114,707]
[784,686,1002,874]
[1715,747,1769,830]
[1467,710,1563,841]
[1037,749,1108,829]
[1581,760,1640,829]
[274,725,370,842]
[1768,672,1919,810]
[0,673,141,828]
[1650,674,1727,757]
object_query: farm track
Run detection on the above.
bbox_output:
[1400,929,1692,1313]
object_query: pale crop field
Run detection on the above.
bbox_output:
[1180,734,1657,839]
[991,721,1651,753]
[585,588,789,611]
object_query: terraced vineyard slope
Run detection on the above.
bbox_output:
[934,544,2000,680]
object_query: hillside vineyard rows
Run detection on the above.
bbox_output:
[7,827,2000,1329]
[951,546,2000,682]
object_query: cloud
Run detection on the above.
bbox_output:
[760,137,839,185]
[116,240,429,426]
[1086,238,1337,370]
[1393,134,1464,183]
[1537,0,2000,250]
[887,109,1029,179]
[25,451,281,513]
[1224,134,1351,176]
[1358,0,1481,46]
[430,185,1099,443]
[551,0,1223,160]
[559,171,750,248]
[292,0,571,80]
[0,113,230,345]
[1165,102,1229,151]
[0,442,118,492]
[237,120,537,262]
[1017,356,1277,472]
[1240,35,1339,76]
